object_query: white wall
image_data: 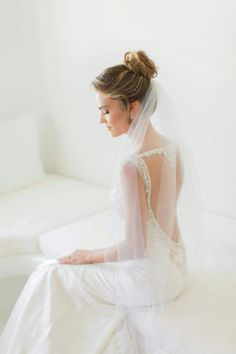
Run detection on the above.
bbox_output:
[0,0,53,169]
[2,1,235,219]
[35,0,236,218]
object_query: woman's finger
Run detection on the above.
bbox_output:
[57,257,71,263]
[57,254,72,261]
[58,259,72,264]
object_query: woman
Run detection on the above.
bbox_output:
[0,51,203,353]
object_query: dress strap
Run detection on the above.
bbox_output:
[137,142,177,167]
[136,157,152,202]
[127,143,178,226]
[127,154,152,210]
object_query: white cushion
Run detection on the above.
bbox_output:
[0,113,45,194]
[0,174,110,257]
[39,208,116,259]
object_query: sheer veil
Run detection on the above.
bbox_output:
[102,79,206,352]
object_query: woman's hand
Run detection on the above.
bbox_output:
[57,249,92,265]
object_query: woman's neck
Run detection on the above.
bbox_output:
[140,122,168,152]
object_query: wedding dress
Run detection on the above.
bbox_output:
[0,143,188,354]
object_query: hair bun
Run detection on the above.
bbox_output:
[123,50,158,80]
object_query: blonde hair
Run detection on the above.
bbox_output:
[91,50,158,111]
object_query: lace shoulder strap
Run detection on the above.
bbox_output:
[128,142,178,191]
[137,142,178,168]
[127,154,152,207]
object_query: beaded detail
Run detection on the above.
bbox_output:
[133,156,152,203]
[168,237,187,272]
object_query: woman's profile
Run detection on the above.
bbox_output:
[0,50,203,353]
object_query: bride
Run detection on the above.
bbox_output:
[0,50,203,353]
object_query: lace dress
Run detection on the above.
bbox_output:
[128,143,189,302]
[0,143,188,354]
[133,145,187,265]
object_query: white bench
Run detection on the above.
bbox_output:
[0,114,113,330]
[0,172,114,329]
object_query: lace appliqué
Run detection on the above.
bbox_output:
[169,237,187,271]
[134,157,151,200]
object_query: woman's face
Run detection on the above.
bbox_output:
[95,90,139,137]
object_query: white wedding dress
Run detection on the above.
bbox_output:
[0,146,188,354]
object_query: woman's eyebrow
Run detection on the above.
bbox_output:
[98,105,109,110]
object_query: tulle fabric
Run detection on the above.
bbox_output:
[103,79,206,353]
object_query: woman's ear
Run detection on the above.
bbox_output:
[129,100,140,119]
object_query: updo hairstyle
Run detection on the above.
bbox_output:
[91,50,158,111]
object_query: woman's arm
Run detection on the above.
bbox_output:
[58,161,147,265]
[57,244,119,264]
[88,244,118,263]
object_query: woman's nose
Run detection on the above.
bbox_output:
[100,115,106,124]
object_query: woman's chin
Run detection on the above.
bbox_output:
[110,130,122,138]
[109,129,116,136]
[108,128,124,138]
